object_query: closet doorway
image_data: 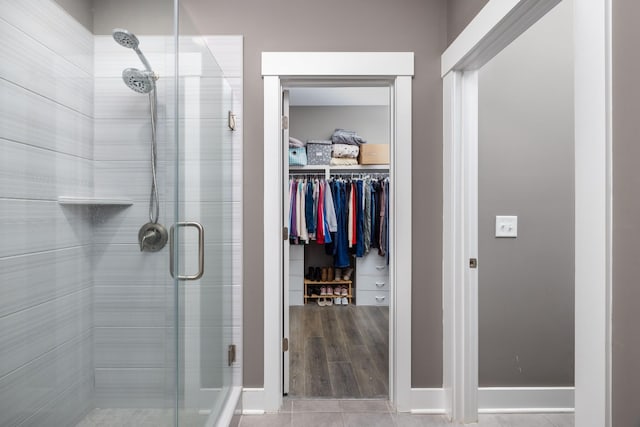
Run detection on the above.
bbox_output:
[262,52,414,412]
[285,85,391,399]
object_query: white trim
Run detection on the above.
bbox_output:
[574,1,612,426]
[262,52,414,413]
[213,386,243,427]
[478,387,574,413]
[409,388,447,414]
[441,0,560,77]
[263,75,283,413]
[442,1,611,425]
[262,52,414,76]
[241,388,266,415]
[393,75,413,412]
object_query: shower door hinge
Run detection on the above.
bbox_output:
[282,337,289,352]
[283,226,289,241]
[228,344,236,366]
[228,111,237,131]
[469,258,478,269]
[282,115,289,130]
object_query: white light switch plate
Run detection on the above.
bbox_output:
[496,215,518,238]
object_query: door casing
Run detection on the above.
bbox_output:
[441,0,612,425]
[262,52,414,412]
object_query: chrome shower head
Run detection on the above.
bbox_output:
[112,28,139,49]
[122,68,154,94]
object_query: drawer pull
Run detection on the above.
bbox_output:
[375,265,386,270]
[375,296,386,303]
[375,281,385,288]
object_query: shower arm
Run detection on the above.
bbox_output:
[134,48,157,79]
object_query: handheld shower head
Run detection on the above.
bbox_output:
[122,68,154,94]
[112,28,155,75]
[112,28,139,49]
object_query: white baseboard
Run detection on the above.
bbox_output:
[241,388,265,415]
[478,387,574,413]
[409,388,447,414]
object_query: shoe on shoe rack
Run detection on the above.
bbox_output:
[341,286,348,296]
[325,297,333,306]
[327,267,335,281]
[320,286,327,296]
[314,267,322,281]
[334,286,341,296]
[321,267,328,282]
[341,297,348,305]
[326,286,333,295]
[318,297,326,307]
[334,268,342,281]
[342,267,354,281]
[334,297,342,305]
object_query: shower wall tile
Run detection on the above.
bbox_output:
[93,160,169,200]
[94,118,169,161]
[94,35,172,79]
[0,139,93,201]
[93,243,170,286]
[0,18,93,116]
[94,77,169,120]
[0,80,93,159]
[1,83,90,152]
[0,246,92,318]
[0,1,95,425]
[0,199,92,258]
[94,285,173,328]
[94,327,172,368]
[204,36,244,79]
[0,0,93,74]
[0,331,92,427]
[18,375,93,427]
[92,202,166,245]
[94,367,173,408]
[0,287,92,379]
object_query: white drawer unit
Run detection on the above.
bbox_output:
[356,253,388,276]
[289,245,305,305]
[355,252,389,305]
[356,289,389,306]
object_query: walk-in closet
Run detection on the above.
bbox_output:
[284,85,391,398]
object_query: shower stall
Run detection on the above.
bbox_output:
[0,0,242,426]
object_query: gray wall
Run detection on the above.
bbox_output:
[477,0,574,386]
[182,0,447,388]
[0,1,94,425]
[290,106,390,145]
[612,0,640,424]
[55,0,94,32]
[92,0,174,35]
[446,0,489,45]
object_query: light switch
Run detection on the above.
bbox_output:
[495,215,518,238]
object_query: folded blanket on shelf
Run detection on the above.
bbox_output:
[331,128,367,145]
[332,143,359,158]
[330,157,358,166]
[289,137,305,148]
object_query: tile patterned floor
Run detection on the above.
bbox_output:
[238,399,574,427]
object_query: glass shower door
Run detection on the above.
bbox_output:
[173,20,236,425]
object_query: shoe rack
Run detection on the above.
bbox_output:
[303,279,353,305]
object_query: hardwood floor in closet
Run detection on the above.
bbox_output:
[289,305,389,398]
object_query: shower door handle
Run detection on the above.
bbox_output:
[169,222,204,280]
